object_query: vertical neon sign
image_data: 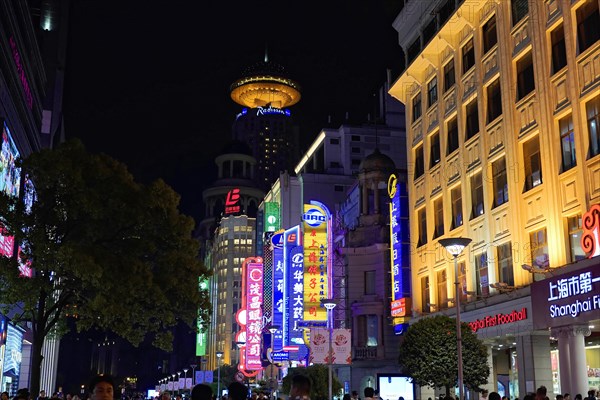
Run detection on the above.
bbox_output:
[244,257,263,370]
[283,225,303,347]
[271,231,285,350]
[302,201,331,322]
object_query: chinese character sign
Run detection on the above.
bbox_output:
[284,225,303,347]
[272,232,285,350]
[302,202,331,322]
[244,258,264,370]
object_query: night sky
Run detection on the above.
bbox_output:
[63,1,405,222]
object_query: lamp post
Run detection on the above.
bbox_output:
[267,325,280,396]
[177,371,182,395]
[216,351,223,400]
[183,369,189,392]
[190,364,197,386]
[439,237,472,400]
[322,299,337,400]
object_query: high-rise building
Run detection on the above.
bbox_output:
[230,56,301,191]
[389,0,600,398]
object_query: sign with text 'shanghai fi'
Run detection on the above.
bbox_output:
[530,265,600,329]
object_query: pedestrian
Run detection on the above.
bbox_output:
[364,388,375,400]
[191,384,213,400]
[88,375,115,400]
[557,395,563,400]
[343,394,351,400]
[481,391,489,400]
[2,392,9,400]
[160,393,170,400]
[227,383,246,400]
[289,375,311,400]
[38,391,49,400]
[351,392,360,400]
[489,392,501,400]
[588,391,597,400]
[564,394,571,400]
[536,386,547,400]
[502,396,509,400]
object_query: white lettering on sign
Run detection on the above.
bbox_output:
[547,272,599,301]
[550,294,600,318]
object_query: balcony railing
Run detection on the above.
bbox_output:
[353,346,378,360]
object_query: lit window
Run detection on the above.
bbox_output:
[567,215,585,262]
[421,276,430,313]
[475,252,489,297]
[529,228,549,268]
[451,186,463,229]
[586,96,600,157]
[430,132,440,167]
[470,172,484,218]
[492,157,508,207]
[559,114,576,171]
[433,197,444,239]
[436,269,448,310]
[496,242,514,287]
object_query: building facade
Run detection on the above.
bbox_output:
[389,0,600,398]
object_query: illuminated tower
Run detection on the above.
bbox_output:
[230,53,301,191]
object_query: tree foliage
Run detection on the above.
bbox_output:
[281,364,342,400]
[398,315,489,395]
[0,139,211,395]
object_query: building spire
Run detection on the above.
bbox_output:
[264,43,269,63]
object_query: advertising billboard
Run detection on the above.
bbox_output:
[244,257,264,370]
[3,323,23,377]
[271,231,285,350]
[283,225,303,347]
[302,201,331,323]
[196,279,208,357]
[388,174,411,334]
[0,120,21,257]
[264,202,280,232]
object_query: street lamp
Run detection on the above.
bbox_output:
[177,371,182,394]
[439,237,472,400]
[190,364,197,386]
[183,369,189,392]
[267,325,280,396]
[321,299,337,400]
[171,374,176,396]
[216,351,224,400]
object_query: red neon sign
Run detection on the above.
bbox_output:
[225,188,241,214]
[582,204,600,259]
[468,308,527,332]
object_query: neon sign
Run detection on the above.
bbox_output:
[9,37,33,109]
[244,257,263,370]
[256,106,291,117]
[271,231,285,350]
[302,202,331,322]
[225,188,241,214]
[388,174,410,334]
[468,308,527,332]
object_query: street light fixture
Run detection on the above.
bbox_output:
[439,237,472,400]
[266,325,280,396]
[190,364,197,386]
[321,298,337,400]
[183,369,189,392]
[216,351,224,400]
[171,374,176,396]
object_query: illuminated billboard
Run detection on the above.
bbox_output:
[271,231,285,350]
[224,188,241,215]
[244,257,264,370]
[302,201,331,322]
[264,202,280,232]
[388,174,411,334]
[196,279,208,356]
[0,120,21,257]
[283,225,303,347]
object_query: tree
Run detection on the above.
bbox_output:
[0,139,211,396]
[281,365,343,400]
[398,315,489,396]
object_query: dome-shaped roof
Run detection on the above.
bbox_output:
[359,148,396,173]
[220,140,252,156]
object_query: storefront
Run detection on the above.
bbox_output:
[531,257,600,396]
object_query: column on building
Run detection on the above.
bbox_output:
[552,325,591,396]
[483,345,496,395]
[516,333,553,399]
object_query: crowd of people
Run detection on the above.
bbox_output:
[7,378,599,400]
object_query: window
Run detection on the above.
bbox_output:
[511,0,528,26]
[568,215,585,262]
[587,97,600,157]
[462,38,475,73]
[496,242,514,287]
[465,99,479,140]
[551,25,567,74]
[517,52,535,100]
[330,138,340,145]
[428,78,438,107]
[530,228,549,268]
[447,117,459,154]
[357,315,379,347]
[576,1,600,54]
[351,135,360,142]
[524,136,542,191]
[423,18,437,45]
[430,132,441,167]
[487,79,502,123]
[482,15,498,54]
[364,270,376,295]
[412,93,422,122]
[475,252,489,297]
[492,157,509,207]
[451,186,463,229]
[443,60,455,92]
[471,172,484,218]
[421,276,430,313]
[433,197,444,238]
[352,147,361,154]
[559,114,576,171]
[436,269,448,310]
[407,37,421,64]
[414,145,424,179]
[418,208,427,247]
